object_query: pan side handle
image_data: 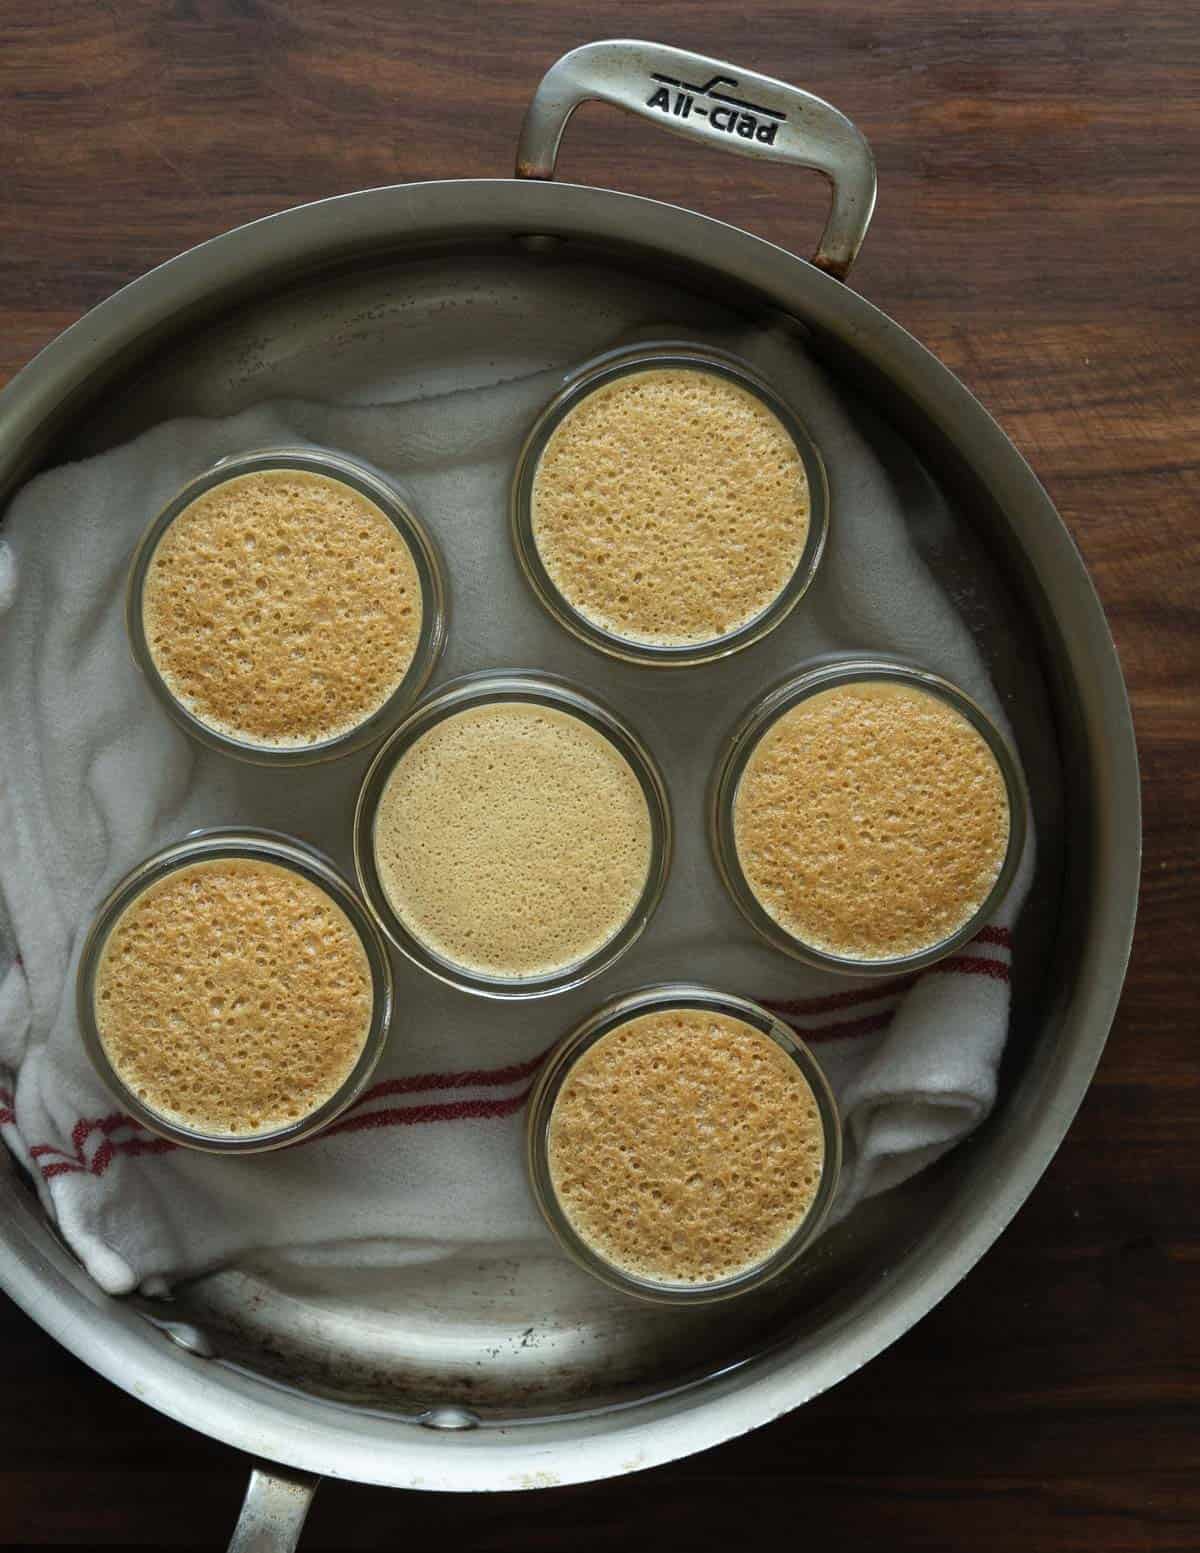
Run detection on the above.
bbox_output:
[515,39,876,281]
[227,1465,320,1553]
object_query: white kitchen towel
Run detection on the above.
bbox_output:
[0,274,1034,1296]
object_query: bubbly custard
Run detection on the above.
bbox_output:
[548,1009,825,1285]
[372,701,652,979]
[93,858,373,1136]
[733,680,1011,960]
[531,367,810,646]
[142,468,422,746]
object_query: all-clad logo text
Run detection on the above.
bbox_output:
[646,71,784,146]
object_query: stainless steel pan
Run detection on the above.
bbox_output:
[0,41,1139,1550]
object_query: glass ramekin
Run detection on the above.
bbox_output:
[510,342,829,667]
[710,658,1029,976]
[75,829,394,1153]
[126,446,447,765]
[353,670,672,1000]
[526,983,842,1304]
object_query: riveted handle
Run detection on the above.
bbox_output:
[515,39,876,280]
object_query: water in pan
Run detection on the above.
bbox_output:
[39,248,1062,1422]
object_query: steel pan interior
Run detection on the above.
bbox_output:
[0,179,1138,1491]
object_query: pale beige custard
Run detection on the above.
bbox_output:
[531,367,810,646]
[94,858,373,1136]
[373,701,652,979]
[143,468,422,746]
[733,680,1011,960]
[548,1010,825,1285]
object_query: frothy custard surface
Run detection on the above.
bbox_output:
[143,468,422,746]
[531,368,810,646]
[548,1009,825,1285]
[94,858,373,1136]
[373,701,652,979]
[734,680,1011,960]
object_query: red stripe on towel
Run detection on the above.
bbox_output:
[929,954,1010,982]
[347,1049,550,1110]
[766,975,919,1016]
[15,938,1012,1184]
[779,1008,897,1043]
[761,926,1010,1015]
[323,1086,534,1139]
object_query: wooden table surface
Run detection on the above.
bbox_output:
[2,2,1196,1547]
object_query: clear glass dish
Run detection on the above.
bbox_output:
[710,657,1029,976]
[526,982,842,1304]
[510,342,829,667]
[126,446,447,765]
[353,670,672,1000]
[75,829,394,1153]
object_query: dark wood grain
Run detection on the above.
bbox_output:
[2,1,1197,1546]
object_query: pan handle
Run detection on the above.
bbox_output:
[515,39,876,281]
[226,1465,319,1553]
